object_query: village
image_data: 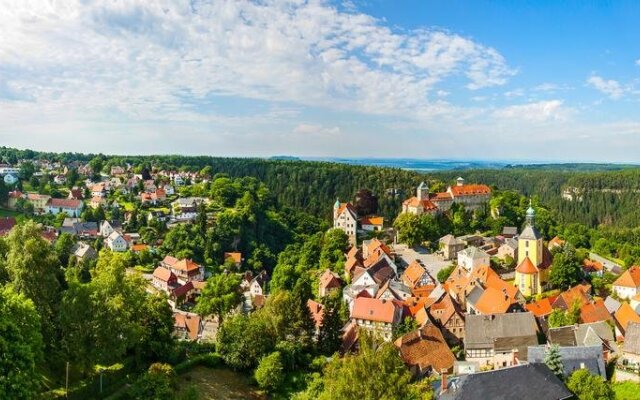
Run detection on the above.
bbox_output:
[2,159,640,399]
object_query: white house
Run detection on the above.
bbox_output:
[457,246,490,272]
[100,220,122,237]
[46,198,84,217]
[106,231,128,252]
[333,200,358,246]
[613,266,640,299]
[54,175,67,185]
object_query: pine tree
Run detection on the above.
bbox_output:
[544,344,565,380]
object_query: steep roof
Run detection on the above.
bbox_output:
[173,259,201,273]
[526,298,553,318]
[173,313,201,341]
[458,246,489,260]
[528,345,607,379]
[394,323,456,374]
[307,299,325,329]
[473,286,515,315]
[153,267,176,282]
[351,297,398,324]
[440,364,572,400]
[580,299,612,324]
[465,313,538,358]
[516,256,538,274]
[361,216,384,226]
[402,260,427,288]
[49,198,82,208]
[623,322,640,355]
[614,266,640,288]
[319,269,341,291]
[402,197,438,211]
[615,302,640,334]
[366,257,396,285]
[553,284,591,310]
[162,255,179,267]
[336,202,358,219]
[428,294,463,327]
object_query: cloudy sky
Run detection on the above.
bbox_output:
[1,0,639,162]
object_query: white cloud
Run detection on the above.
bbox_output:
[0,0,515,124]
[493,100,570,123]
[292,123,341,137]
[636,59,640,66]
[586,75,625,99]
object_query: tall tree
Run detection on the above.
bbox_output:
[549,245,584,289]
[566,369,614,400]
[0,286,44,400]
[544,344,565,380]
[194,273,242,322]
[354,189,378,216]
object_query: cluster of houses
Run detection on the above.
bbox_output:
[323,183,640,398]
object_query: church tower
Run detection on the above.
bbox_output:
[515,202,546,296]
[417,182,429,200]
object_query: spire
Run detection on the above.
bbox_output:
[526,199,535,227]
[334,198,340,209]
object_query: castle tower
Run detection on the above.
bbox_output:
[456,177,465,187]
[417,182,429,200]
[515,201,544,296]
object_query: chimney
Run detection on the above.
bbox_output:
[440,369,448,394]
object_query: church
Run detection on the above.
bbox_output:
[513,204,553,297]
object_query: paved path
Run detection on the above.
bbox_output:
[589,252,623,275]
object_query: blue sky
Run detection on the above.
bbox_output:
[0,0,639,162]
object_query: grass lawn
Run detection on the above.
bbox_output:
[177,366,265,400]
[133,265,154,273]
[0,208,20,217]
[613,381,640,400]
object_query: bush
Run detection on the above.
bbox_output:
[174,353,222,374]
[255,351,285,392]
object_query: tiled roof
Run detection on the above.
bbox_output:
[49,198,82,208]
[615,302,640,334]
[623,322,640,355]
[614,266,640,288]
[474,286,514,315]
[580,299,612,324]
[174,313,201,341]
[401,260,427,288]
[394,323,455,374]
[516,256,538,274]
[172,281,194,297]
[528,345,606,379]
[173,259,201,272]
[525,298,553,318]
[224,252,242,263]
[307,299,325,329]
[361,216,384,226]
[402,196,438,211]
[553,284,591,310]
[449,184,491,197]
[351,297,398,324]
[153,267,175,282]
[319,269,341,291]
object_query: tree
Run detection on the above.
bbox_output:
[544,344,565,380]
[194,273,242,322]
[566,369,614,400]
[549,245,583,290]
[354,189,378,216]
[308,335,431,400]
[319,229,349,272]
[1,222,61,348]
[216,314,276,370]
[394,213,426,247]
[129,363,177,400]
[317,293,345,355]
[393,317,419,340]
[437,264,455,283]
[255,351,285,392]
[55,232,76,266]
[0,286,43,400]
[19,161,35,180]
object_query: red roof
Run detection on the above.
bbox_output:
[153,267,176,282]
[162,255,179,267]
[615,302,640,333]
[174,313,201,340]
[49,198,82,208]
[402,197,439,211]
[449,184,491,197]
[307,299,325,329]
[580,299,613,324]
[614,266,640,288]
[319,269,341,291]
[224,252,242,264]
[173,259,201,273]
[516,257,538,274]
[172,281,194,297]
[525,298,553,318]
[351,297,398,324]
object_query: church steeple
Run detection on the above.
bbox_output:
[526,199,535,227]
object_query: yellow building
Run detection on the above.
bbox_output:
[514,204,552,297]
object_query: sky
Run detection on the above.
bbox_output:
[0,0,639,162]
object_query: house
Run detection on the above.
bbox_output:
[350,297,402,341]
[525,297,553,319]
[106,231,128,252]
[333,200,358,246]
[548,236,565,251]
[395,323,456,377]
[90,183,107,198]
[90,196,106,209]
[376,280,412,302]
[438,364,572,400]
[46,198,84,217]
[502,226,518,238]
[68,187,84,200]
[548,321,618,363]
[613,266,640,299]
[360,216,384,232]
[53,175,66,185]
[402,182,439,216]
[7,190,23,209]
[169,259,205,283]
[464,312,539,369]
[152,267,178,293]
[457,247,490,272]
[110,166,126,176]
[26,193,51,214]
[0,217,16,236]
[582,259,604,276]
[551,284,591,311]
[173,312,202,341]
[401,260,436,289]
[319,269,342,297]
[71,242,98,262]
[172,197,207,220]
[99,220,122,237]
[514,205,552,297]
[427,294,466,343]
[621,322,640,368]
[528,345,607,379]
[439,234,466,261]
[223,252,243,267]
[467,286,521,315]
[579,299,612,324]
[497,238,518,261]
[170,281,196,306]
[438,177,492,211]
[614,302,640,338]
